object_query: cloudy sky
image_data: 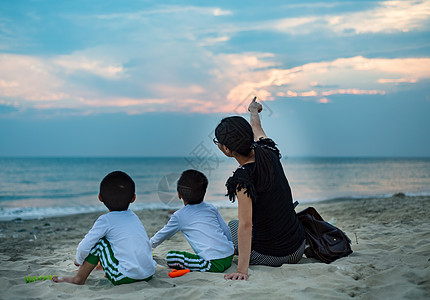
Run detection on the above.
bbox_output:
[1,0,429,157]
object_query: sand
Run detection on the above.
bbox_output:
[1,195,429,300]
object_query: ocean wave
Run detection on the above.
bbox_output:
[0,192,95,202]
[2,192,429,221]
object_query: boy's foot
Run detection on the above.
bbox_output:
[52,276,85,285]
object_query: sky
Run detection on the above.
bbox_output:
[0,0,429,157]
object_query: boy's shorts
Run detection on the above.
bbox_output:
[166,250,233,272]
[85,237,152,285]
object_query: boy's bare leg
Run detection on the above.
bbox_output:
[53,261,97,285]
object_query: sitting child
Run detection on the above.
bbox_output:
[53,171,156,285]
[151,169,234,272]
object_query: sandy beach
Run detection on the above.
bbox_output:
[1,195,429,300]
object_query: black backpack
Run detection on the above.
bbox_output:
[295,204,353,263]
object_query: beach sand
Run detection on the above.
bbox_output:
[1,195,429,299]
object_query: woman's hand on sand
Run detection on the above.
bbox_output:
[248,97,262,113]
[224,272,249,281]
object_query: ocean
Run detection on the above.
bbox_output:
[1,157,429,221]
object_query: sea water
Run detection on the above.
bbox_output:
[0,157,429,220]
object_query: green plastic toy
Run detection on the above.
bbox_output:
[25,275,55,283]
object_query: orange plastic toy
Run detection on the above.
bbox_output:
[168,269,190,278]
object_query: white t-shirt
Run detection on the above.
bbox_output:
[150,202,234,261]
[76,210,156,280]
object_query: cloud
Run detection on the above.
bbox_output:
[378,78,418,84]
[210,52,278,82]
[327,0,430,34]
[271,0,430,35]
[0,54,70,102]
[318,97,331,104]
[300,90,318,97]
[321,89,386,96]
[81,98,167,107]
[213,8,232,16]
[199,36,230,46]
[225,56,430,103]
[54,55,124,79]
[0,50,226,114]
[0,99,19,107]
[272,17,319,35]
[0,53,126,109]
[93,5,232,20]
[150,84,206,98]
[2,50,430,115]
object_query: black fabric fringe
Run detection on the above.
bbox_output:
[226,167,257,203]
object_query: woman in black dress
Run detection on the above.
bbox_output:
[214,98,305,280]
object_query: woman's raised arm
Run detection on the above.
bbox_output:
[248,97,267,141]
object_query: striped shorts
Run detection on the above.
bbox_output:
[85,237,152,285]
[166,251,233,272]
[228,220,305,267]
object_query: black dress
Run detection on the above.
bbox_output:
[226,138,305,257]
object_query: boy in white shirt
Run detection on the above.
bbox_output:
[151,169,234,272]
[53,171,156,285]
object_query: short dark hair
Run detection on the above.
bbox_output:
[100,171,135,211]
[177,169,208,205]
